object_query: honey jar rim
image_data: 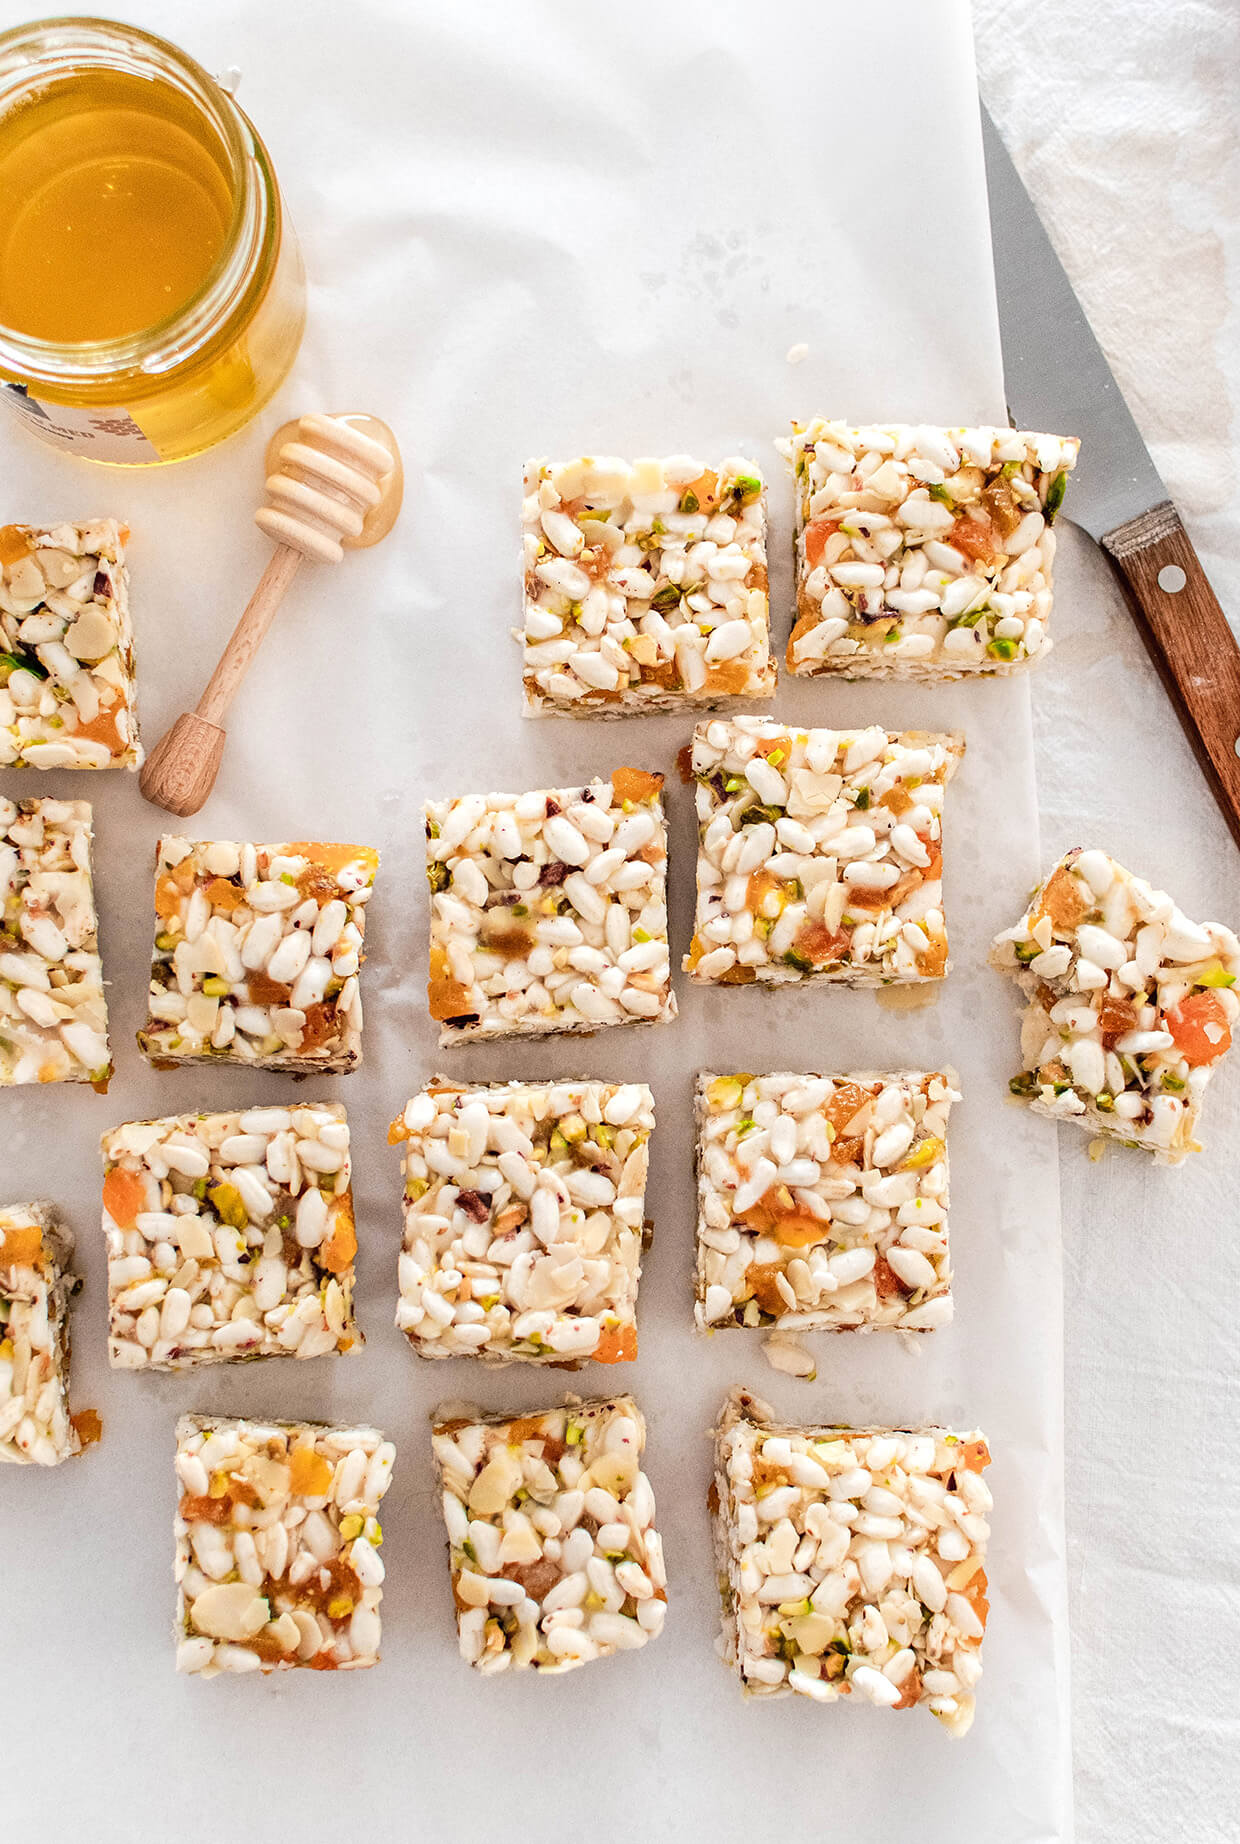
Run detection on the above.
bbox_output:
[0,15,281,381]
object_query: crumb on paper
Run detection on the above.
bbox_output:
[786,341,809,364]
[763,1332,816,1380]
[1088,1137,1107,1163]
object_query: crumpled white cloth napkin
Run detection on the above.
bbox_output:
[976,5,1240,1839]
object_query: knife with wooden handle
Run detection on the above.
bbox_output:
[980,102,1240,848]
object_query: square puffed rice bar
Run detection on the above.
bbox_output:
[521,455,774,715]
[991,847,1240,1164]
[0,519,140,768]
[712,1389,991,1735]
[685,719,963,988]
[101,1104,360,1370]
[784,423,1078,679]
[426,767,675,1043]
[175,1413,394,1678]
[0,796,111,1087]
[392,1078,654,1365]
[695,1070,956,1334]
[433,1394,666,1674]
[139,836,377,1073]
[0,1203,85,1465]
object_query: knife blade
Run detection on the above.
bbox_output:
[980,100,1240,848]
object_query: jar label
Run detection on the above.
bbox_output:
[1,383,162,463]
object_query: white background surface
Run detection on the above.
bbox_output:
[0,3,1079,1838]
[976,6,1240,1840]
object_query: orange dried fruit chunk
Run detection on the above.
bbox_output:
[1037,864,1088,931]
[676,743,695,784]
[611,766,663,805]
[153,876,182,920]
[1167,990,1232,1067]
[1098,995,1139,1046]
[703,659,754,696]
[429,976,473,1021]
[824,1081,872,1138]
[794,919,848,965]
[803,515,841,569]
[960,1438,991,1473]
[592,1322,637,1364]
[70,705,124,754]
[0,523,32,564]
[744,1262,788,1315]
[71,1409,103,1448]
[103,1165,145,1230]
[319,1198,357,1275]
[283,841,377,878]
[204,876,245,912]
[289,1446,333,1498]
[952,510,998,562]
[0,1221,44,1266]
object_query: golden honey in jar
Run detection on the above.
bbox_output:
[0,18,306,464]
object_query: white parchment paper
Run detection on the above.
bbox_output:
[0,4,1070,1839]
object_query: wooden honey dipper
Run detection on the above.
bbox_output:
[139,412,403,817]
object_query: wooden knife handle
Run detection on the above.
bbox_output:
[1102,500,1240,850]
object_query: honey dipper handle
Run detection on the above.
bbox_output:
[196,543,303,727]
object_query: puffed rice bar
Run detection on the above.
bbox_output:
[0,796,111,1087]
[392,1078,653,1365]
[426,767,675,1043]
[139,836,377,1073]
[685,719,963,987]
[695,1070,956,1334]
[521,455,774,715]
[0,1202,85,1465]
[175,1413,394,1677]
[101,1104,360,1369]
[991,847,1240,1163]
[0,519,140,767]
[784,423,1078,678]
[712,1389,991,1734]
[433,1394,666,1673]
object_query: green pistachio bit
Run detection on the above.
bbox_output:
[735,1115,757,1136]
[565,1421,584,1446]
[987,637,1018,661]
[1014,941,1039,963]
[0,649,48,680]
[928,481,955,504]
[1194,964,1236,988]
[426,861,449,894]
[1009,1072,1038,1097]
[1161,1073,1187,1092]
[1044,470,1068,521]
[201,976,229,997]
[782,949,811,971]
[730,472,762,503]
[724,776,744,792]
[679,490,699,514]
[1095,1091,1115,1112]
[853,787,871,810]
[651,583,682,611]
[1000,460,1022,477]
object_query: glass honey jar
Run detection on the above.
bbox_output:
[0,17,306,464]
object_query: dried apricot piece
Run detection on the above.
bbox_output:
[1037,864,1088,931]
[611,766,664,805]
[288,1446,333,1498]
[1167,990,1232,1066]
[0,1221,44,1266]
[102,1165,145,1230]
[803,515,841,569]
[429,976,474,1021]
[71,1409,103,1448]
[0,523,32,564]
[592,1322,637,1364]
[319,1199,357,1275]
